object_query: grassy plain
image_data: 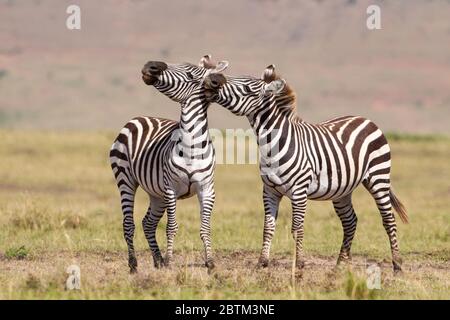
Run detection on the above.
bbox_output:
[0,130,448,299]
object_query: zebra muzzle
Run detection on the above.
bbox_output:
[142,73,158,85]
[204,88,218,101]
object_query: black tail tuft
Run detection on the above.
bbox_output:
[390,189,409,224]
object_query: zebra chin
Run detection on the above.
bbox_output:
[204,89,218,102]
[142,74,158,85]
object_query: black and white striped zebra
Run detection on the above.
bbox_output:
[109,55,228,272]
[209,65,408,272]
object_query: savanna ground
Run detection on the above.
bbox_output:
[0,130,449,299]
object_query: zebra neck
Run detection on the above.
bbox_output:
[176,98,211,151]
[248,102,300,139]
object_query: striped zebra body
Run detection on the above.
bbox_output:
[212,66,408,272]
[111,117,177,198]
[110,56,228,272]
[259,115,390,202]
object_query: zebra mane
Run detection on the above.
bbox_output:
[271,74,298,118]
[262,66,298,116]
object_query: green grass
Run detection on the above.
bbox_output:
[0,130,449,299]
[385,132,449,142]
[5,245,29,260]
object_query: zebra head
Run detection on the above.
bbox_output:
[212,65,295,116]
[141,55,229,103]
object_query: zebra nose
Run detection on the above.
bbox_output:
[206,73,227,89]
[143,61,168,76]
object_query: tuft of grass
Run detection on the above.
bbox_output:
[344,271,378,300]
[24,274,41,290]
[61,214,87,229]
[5,245,29,260]
[8,200,87,231]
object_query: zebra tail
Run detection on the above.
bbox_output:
[390,189,409,224]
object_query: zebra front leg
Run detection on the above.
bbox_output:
[164,189,178,267]
[142,197,166,268]
[332,194,358,266]
[198,189,215,270]
[257,188,281,268]
[291,189,308,269]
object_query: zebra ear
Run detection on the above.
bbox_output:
[264,79,286,96]
[212,61,229,73]
[202,60,229,80]
[261,64,276,83]
[199,54,215,69]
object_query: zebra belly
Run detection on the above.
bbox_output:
[306,170,366,201]
[132,158,167,198]
[167,175,214,200]
[136,174,165,198]
[173,177,197,199]
[137,172,202,200]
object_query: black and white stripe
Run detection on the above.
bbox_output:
[110,56,227,272]
[212,65,408,272]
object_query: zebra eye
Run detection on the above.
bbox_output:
[186,72,194,80]
[243,85,251,93]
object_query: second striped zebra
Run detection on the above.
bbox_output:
[208,66,408,272]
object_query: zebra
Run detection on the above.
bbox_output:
[109,55,228,272]
[208,65,408,272]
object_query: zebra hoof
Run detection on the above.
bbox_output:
[296,259,306,269]
[164,257,173,268]
[128,258,138,273]
[336,255,351,267]
[393,268,403,275]
[153,256,165,269]
[393,256,403,274]
[393,261,403,275]
[256,257,269,268]
[129,266,138,274]
[205,260,215,271]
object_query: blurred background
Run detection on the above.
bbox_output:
[1,0,449,133]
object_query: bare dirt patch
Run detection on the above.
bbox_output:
[1,250,448,299]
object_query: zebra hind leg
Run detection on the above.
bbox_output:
[122,193,138,273]
[332,194,358,267]
[142,197,166,268]
[112,165,138,273]
[364,180,403,273]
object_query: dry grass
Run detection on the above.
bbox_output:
[0,130,449,299]
[0,251,448,299]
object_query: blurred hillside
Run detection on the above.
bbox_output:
[0,0,449,133]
